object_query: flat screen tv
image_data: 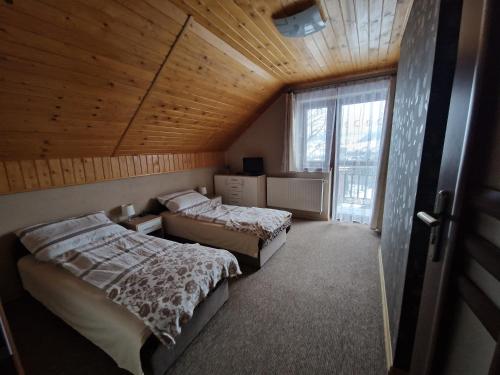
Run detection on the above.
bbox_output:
[243,157,264,176]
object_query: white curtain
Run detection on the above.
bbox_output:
[282,76,394,225]
[282,87,337,172]
[332,78,391,224]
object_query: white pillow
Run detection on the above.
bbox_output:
[157,190,208,213]
[157,189,196,205]
[15,211,126,261]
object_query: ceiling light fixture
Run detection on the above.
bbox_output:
[273,4,326,38]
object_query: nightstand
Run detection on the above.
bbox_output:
[121,215,163,237]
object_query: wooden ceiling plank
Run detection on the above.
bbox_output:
[368,0,384,68]
[0,4,162,72]
[339,0,361,70]
[112,16,193,156]
[171,0,288,80]
[0,23,158,85]
[92,0,185,38]
[377,0,398,68]
[70,0,182,46]
[355,0,370,71]
[141,0,190,25]
[213,0,297,77]
[155,69,273,105]
[169,46,273,93]
[188,20,280,83]
[322,0,353,69]
[31,0,173,63]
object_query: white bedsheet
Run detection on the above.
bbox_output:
[18,255,149,375]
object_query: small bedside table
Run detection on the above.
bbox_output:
[121,215,163,237]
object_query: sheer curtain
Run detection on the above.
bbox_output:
[282,87,337,172]
[332,78,391,224]
[282,76,394,225]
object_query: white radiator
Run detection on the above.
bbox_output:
[267,177,324,213]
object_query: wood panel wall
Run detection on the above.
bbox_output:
[0,152,224,195]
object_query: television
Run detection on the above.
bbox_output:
[243,157,264,176]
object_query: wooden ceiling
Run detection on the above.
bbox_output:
[0,0,413,160]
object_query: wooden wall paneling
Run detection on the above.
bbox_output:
[47,159,64,186]
[102,157,112,180]
[83,158,95,183]
[126,156,135,177]
[133,156,142,176]
[60,159,75,185]
[4,161,25,191]
[93,157,105,181]
[0,162,10,194]
[72,158,86,184]
[20,160,40,190]
[0,152,223,195]
[34,159,52,189]
[118,156,129,178]
[110,157,121,179]
[0,163,11,193]
[139,155,148,175]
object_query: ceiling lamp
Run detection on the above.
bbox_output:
[273,4,326,38]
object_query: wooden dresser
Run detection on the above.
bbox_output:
[214,174,266,207]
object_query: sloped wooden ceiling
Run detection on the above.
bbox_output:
[0,0,413,161]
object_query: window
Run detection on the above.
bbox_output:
[333,98,387,224]
[301,104,334,170]
[284,77,392,224]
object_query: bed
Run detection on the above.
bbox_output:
[157,190,292,268]
[15,212,241,375]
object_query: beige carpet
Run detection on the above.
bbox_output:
[7,219,386,375]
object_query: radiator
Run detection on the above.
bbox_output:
[267,177,324,213]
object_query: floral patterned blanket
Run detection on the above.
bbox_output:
[51,228,241,345]
[179,199,292,242]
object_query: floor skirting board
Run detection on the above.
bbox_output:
[379,245,394,369]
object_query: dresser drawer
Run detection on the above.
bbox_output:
[228,183,243,192]
[226,177,243,185]
[136,217,162,233]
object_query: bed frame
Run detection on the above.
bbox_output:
[140,279,228,375]
[15,241,230,375]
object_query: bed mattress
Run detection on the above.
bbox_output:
[161,211,261,258]
[18,255,150,375]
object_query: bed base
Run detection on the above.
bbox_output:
[140,279,228,375]
[166,228,288,269]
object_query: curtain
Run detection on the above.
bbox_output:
[332,78,392,224]
[282,76,395,226]
[370,77,396,230]
[282,87,337,172]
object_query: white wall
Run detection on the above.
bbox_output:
[225,94,331,220]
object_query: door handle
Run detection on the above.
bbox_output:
[416,212,440,227]
[416,190,450,261]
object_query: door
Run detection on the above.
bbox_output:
[408,0,499,373]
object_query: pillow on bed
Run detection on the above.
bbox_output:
[157,190,209,213]
[15,211,127,262]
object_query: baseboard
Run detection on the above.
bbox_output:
[378,245,394,370]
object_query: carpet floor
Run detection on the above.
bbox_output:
[6,220,385,375]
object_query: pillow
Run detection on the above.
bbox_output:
[15,211,126,261]
[157,190,209,213]
[157,189,196,205]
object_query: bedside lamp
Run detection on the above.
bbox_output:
[198,186,208,196]
[121,203,135,222]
